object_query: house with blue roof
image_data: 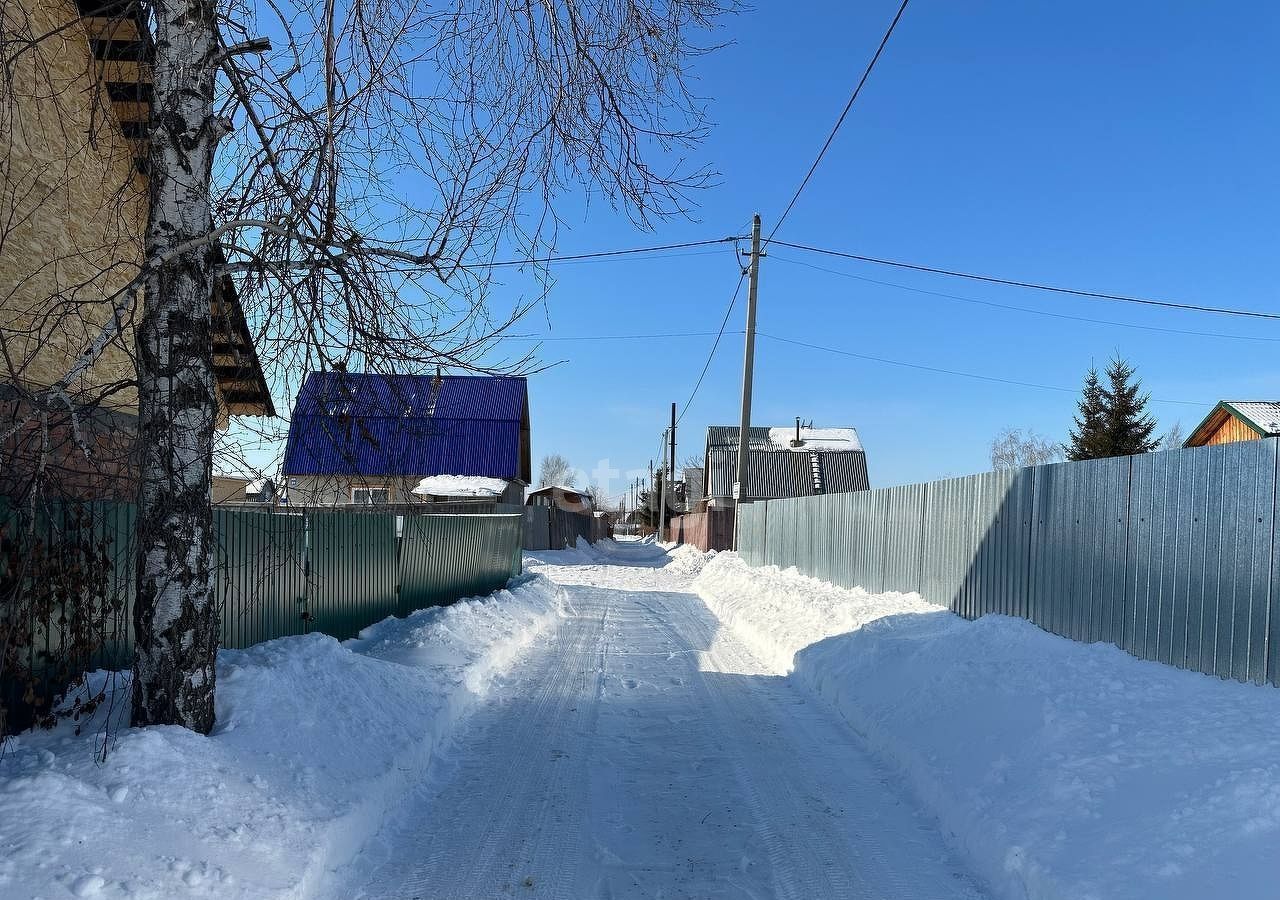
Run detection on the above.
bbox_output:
[281,371,530,506]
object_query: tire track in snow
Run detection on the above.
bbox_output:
[336,543,987,900]
[348,593,610,899]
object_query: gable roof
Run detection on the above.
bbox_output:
[703,424,869,500]
[282,372,529,480]
[1186,401,1280,447]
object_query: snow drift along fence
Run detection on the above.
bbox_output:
[1,503,523,730]
[737,439,1280,687]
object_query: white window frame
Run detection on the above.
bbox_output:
[351,486,391,505]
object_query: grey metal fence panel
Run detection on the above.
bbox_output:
[878,482,926,596]
[522,506,551,550]
[1029,456,1130,645]
[1270,447,1280,686]
[732,440,1280,688]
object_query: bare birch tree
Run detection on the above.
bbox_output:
[2,0,736,732]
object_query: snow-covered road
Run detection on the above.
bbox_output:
[335,542,987,900]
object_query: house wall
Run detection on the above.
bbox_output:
[1200,414,1261,447]
[0,0,145,407]
[284,475,522,507]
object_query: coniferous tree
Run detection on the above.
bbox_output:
[1067,367,1107,460]
[1102,357,1159,455]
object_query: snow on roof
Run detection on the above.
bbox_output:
[527,484,586,496]
[765,426,863,453]
[246,478,270,494]
[412,474,508,497]
[1226,401,1280,435]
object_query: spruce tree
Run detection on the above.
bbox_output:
[1067,367,1107,460]
[1102,357,1159,455]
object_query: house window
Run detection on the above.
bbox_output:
[351,486,391,505]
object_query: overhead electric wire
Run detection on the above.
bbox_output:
[770,254,1280,343]
[767,0,912,242]
[458,236,746,270]
[677,270,748,425]
[498,330,741,342]
[771,239,1280,321]
[756,332,1208,407]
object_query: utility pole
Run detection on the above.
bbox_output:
[670,402,677,514]
[658,429,668,543]
[647,461,653,536]
[733,213,763,549]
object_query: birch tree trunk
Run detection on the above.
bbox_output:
[131,0,223,732]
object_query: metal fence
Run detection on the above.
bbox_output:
[668,508,735,552]
[2,501,524,729]
[521,506,607,550]
[737,439,1280,686]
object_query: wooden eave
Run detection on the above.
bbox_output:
[75,1,275,418]
[1184,401,1269,448]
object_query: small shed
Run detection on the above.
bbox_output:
[526,485,593,513]
[1184,401,1280,448]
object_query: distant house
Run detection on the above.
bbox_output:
[702,423,869,507]
[682,466,705,512]
[281,372,530,505]
[526,485,594,514]
[212,476,276,505]
[1185,402,1280,448]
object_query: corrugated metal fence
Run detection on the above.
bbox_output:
[2,501,523,706]
[668,508,735,552]
[521,506,608,550]
[737,440,1280,686]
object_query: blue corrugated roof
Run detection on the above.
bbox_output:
[282,372,528,478]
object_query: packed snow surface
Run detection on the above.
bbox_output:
[8,541,1270,900]
[411,474,508,497]
[694,553,1280,900]
[0,577,564,899]
[334,540,986,899]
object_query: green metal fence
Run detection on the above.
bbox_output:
[2,502,524,729]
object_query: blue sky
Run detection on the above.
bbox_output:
[238,1,1280,500]
[492,0,1280,499]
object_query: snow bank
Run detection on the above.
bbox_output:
[0,576,564,899]
[695,554,1280,900]
[693,553,935,673]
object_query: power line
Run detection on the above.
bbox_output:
[756,331,1208,407]
[770,254,1280,343]
[771,239,1280,321]
[677,270,748,425]
[499,330,742,343]
[767,0,912,242]
[459,236,746,270]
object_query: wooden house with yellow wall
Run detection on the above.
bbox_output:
[1184,401,1280,448]
[0,0,272,497]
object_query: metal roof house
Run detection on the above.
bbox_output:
[1185,401,1280,448]
[281,372,530,505]
[702,423,870,506]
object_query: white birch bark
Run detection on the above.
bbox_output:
[131,0,224,732]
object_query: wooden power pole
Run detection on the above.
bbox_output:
[733,213,763,548]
